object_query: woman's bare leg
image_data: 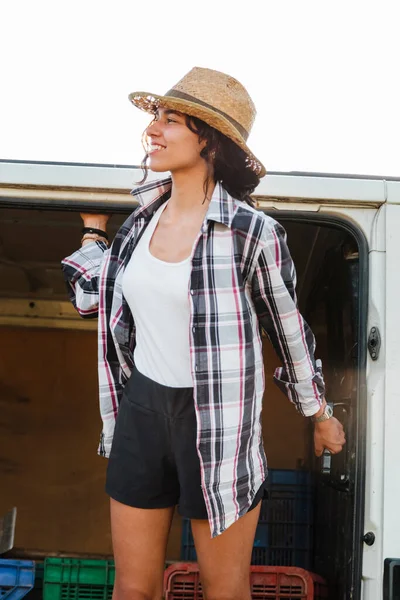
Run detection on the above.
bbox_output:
[191,502,261,600]
[110,498,174,600]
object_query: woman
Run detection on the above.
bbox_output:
[62,67,345,600]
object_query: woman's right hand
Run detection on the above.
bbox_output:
[80,213,111,230]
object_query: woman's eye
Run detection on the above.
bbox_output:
[166,117,177,123]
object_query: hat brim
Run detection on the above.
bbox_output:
[128,91,266,178]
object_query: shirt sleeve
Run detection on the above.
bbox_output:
[61,240,108,318]
[251,218,325,416]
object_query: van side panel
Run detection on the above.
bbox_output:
[383,204,400,558]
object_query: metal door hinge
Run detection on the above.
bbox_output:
[368,327,381,360]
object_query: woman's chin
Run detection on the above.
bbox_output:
[148,157,170,173]
[149,164,168,173]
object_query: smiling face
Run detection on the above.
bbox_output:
[144,108,207,174]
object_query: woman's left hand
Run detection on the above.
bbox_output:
[314,418,346,456]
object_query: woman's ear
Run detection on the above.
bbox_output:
[201,142,216,162]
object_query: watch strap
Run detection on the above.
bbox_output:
[311,404,333,423]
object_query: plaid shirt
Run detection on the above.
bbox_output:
[62,177,325,537]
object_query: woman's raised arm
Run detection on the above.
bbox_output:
[61,213,111,318]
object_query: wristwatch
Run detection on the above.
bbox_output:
[311,404,334,423]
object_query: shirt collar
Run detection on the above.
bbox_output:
[130,177,172,219]
[130,177,236,229]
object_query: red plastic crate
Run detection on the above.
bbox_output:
[164,563,329,600]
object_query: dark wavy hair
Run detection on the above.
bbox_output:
[139,114,260,207]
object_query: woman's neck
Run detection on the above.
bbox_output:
[167,166,215,218]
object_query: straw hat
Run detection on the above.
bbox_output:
[128,67,266,177]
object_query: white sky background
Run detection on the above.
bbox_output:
[0,0,399,176]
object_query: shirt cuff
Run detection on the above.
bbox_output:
[273,359,326,417]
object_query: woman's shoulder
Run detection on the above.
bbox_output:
[232,199,281,239]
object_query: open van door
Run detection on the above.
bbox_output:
[256,173,398,600]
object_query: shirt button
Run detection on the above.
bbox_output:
[192,326,196,333]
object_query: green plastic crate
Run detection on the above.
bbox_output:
[43,558,115,600]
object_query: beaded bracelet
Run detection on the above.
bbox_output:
[81,227,109,241]
[81,233,109,246]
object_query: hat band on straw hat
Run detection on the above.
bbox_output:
[165,88,249,141]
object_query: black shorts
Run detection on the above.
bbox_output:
[105,367,267,519]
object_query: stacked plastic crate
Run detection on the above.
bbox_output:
[42,558,115,600]
[0,559,35,600]
[181,469,314,569]
[164,563,329,600]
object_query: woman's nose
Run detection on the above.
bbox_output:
[146,119,162,137]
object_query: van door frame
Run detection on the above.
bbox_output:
[0,197,369,598]
[265,210,368,600]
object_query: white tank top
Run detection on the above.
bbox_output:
[122,202,193,387]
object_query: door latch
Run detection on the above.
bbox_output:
[368,327,381,360]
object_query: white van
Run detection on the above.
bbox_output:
[0,159,399,600]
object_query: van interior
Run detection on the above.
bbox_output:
[0,204,366,599]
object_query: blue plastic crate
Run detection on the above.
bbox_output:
[181,469,314,568]
[0,559,35,600]
[255,469,313,568]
